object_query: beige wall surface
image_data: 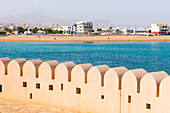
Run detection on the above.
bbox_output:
[0,57,169,113]
[121,69,147,113]
[140,71,168,113]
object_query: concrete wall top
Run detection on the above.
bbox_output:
[29,59,43,67]
[55,61,76,81]
[12,58,27,66]
[0,57,11,64]
[7,58,27,76]
[122,69,147,93]
[148,71,168,86]
[0,57,11,75]
[87,65,110,86]
[77,63,93,73]
[23,59,43,78]
[141,71,168,97]
[71,63,93,84]
[160,76,170,97]
[111,67,128,79]
[105,67,128,89]
[39,60,59,79]
[45,60,59,68]
[129,69,148,82]
[61,61,76,70]
[93,65,110,76]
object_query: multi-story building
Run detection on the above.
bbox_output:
[75,21,93,35]
[123,27,134,35]
[168,26,170,35]
[151,24,169,35]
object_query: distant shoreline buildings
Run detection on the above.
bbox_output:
[0,22,170,36]
[151,24,170,35]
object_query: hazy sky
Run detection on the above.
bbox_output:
[0,0,170,25]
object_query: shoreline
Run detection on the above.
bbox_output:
[0,35,170,43]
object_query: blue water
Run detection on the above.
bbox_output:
[0,42,170,74]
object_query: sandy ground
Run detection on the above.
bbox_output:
[1,35,170,42]
[0,100,80,113]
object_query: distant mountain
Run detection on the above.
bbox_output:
[0,11,113,27]
[91,19,113,28]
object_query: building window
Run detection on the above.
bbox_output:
[61,84,63,90]
[76,87,81,94]
[23,82,27,87]
[101,95,104,99]
[36,83,40,89]
[128,95,131,103]
[0,85,2,92]
[49,85,53,91]
[30,93,32,99]
[146,103,151,109]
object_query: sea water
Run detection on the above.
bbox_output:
[0,42,170,74]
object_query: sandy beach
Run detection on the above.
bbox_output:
[0,35,170,42]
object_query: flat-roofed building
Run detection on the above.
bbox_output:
[151,24,169,35]
[57,25,72,35]
[168,26,170,35]
[76,21,93,35]
[0,31,6,35]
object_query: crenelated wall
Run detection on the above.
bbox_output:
[0,57,169,113]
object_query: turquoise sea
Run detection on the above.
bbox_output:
[0,42,170,74]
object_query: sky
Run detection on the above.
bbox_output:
[0,0,170,26]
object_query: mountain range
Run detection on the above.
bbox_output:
[0,11,113,28]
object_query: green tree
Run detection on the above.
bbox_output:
[58,30,63,34]
[4,28,12,33]
[54,30,59,34]
[97,28,102,31]
[32,27,39,33]
[148,30,151,33]
[44,28,54,34]
[17,27,25,33]
[53,30,63,34]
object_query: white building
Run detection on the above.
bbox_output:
[0,27,5,31]
[122,27,149,36]
[133,27,149,36]
[13,31,19,35]
[168,26,170,35]
[76,21,93,35]
[151,24,169,35]
[56,26,72,35]
[9,26,18,30]
[37,30,46,35]
[24,31,33,35]
[123,27,134,35]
